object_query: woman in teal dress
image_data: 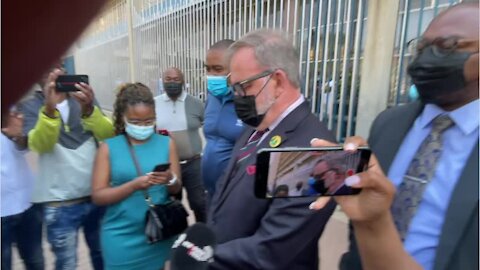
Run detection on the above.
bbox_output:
[91,83,182,270]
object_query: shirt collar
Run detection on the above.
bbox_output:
[221,91,234,104]
[419,99,479,135]
[266,95,305,132]
[162,90,187,102]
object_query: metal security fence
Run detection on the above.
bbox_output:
[73,0,367,141]
[74,0,130,111]
[296,0,367,139]
[71,0,468,141]
[388,0,463,106]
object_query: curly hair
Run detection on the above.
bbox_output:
[113,82,154,135]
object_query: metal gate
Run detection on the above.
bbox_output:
[72,0,464,141]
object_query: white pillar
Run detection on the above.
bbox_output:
[355,0,400,138]
[126,0,136,82]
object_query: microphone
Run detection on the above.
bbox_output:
[170,223,216,270]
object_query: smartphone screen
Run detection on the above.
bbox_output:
[55,75,89,92]
[153,163,170,172]
[255,147,371,198]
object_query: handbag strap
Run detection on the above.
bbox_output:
[124,135,153,206]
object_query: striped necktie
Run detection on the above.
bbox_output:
[391,115,454,240]
[236,129,268,165]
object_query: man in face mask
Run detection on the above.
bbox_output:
[202,39,245,201]
[155,67,207,223]
[335,3,479,270]
[162,68,184,100]
[206,29,336,269]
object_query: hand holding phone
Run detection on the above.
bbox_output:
[255,146,371,199]
[308,137,396,227]
[44,69,66,117]
[153,163,170,172]
[148,163,172,185]
[70,81,95,116]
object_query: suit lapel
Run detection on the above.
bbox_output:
[433,142,479,270]
[366,101,479,270]
[212,102,311,213]
[211,128,253,214]
[372,102,423,172]
[374,102,479,270]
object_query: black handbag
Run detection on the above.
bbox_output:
[144,200,189,243]
[125,135,189,244]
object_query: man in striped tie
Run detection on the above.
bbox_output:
[310,3,479,270]
[206,29,336,270]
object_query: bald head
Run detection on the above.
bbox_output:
[209,39,235,51]
[163,67,184,84]
[409,2,479,110]
[425,2,479,40]
[205,40,234,76]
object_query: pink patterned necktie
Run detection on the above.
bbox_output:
[391,115,454,240]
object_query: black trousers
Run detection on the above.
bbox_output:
[174,157,207,222]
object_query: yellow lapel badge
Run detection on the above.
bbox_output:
[269,135,282,148]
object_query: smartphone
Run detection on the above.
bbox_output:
[55,75,89,92]
[255,146,371,198]
[157,129,170,136]
[153,163,170,172]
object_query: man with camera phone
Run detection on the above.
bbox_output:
[19,67,114,269]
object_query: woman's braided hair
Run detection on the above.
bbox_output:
[113,82,154,135]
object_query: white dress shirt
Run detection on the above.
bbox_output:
[1,133,35,217]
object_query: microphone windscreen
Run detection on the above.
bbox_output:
[170,223,216,270]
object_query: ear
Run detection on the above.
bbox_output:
[272,69,289,97]
[464,51,479,83]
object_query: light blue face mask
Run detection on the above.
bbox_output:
[206,75,230,97]
[408,84,419,101]
[125,121,155,141]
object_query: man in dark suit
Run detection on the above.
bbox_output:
[207,29,336,269]
[310,3,479,270]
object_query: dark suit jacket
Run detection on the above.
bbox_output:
[340,101,479,270]
[207,101,337,270]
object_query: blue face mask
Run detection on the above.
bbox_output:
[308,176,326,194]
[125,121,155,141]
[206,75,230,97]
[408,84,419,101]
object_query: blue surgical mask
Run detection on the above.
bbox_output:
[308,176,326,194]
[408,84,419,101]
[125,121,155,140]
[206,75,230,97]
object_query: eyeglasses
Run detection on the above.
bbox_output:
[407,36,479,58]
[230,69,276,97]
[125,118,156,126]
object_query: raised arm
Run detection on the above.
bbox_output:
[310,137,423,270]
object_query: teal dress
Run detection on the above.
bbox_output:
[101,134,174,270]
